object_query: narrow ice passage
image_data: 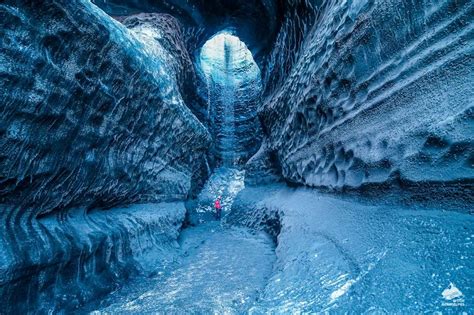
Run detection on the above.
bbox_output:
[84,169,276,313]
[83,34,271,313]
[200,32,262,166]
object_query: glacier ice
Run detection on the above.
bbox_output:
[0,203,186,313]
[0,0,472,313]
[230,184,473,313]
[199,32,263,166]
[0,1,210,311]
[252,0,474,195]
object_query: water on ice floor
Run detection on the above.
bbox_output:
[91,222,275,314]
[86,168,276,313]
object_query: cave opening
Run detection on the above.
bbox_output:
[199,31,263,167]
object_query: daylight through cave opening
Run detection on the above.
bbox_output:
[199,31,262,167]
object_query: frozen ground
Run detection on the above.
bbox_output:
[88,222,275,314]
[81,169,472,314]
[232,184,473,313]
[84,168,276,313]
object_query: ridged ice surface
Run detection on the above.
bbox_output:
[254,0,474,193]
[232,185,473,313]
[200,33,262,166]
[0,1,210,214]
[0,203,185,314]
[0,0,209,311]
[1,0,473,313]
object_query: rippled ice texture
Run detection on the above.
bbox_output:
[234,185,473,313]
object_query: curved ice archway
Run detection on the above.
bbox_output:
[199,31,263,166]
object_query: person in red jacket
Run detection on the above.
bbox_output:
[214,196,222,219]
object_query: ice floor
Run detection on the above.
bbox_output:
[82,169,473,314]
[88,222,275,314]
[84,168,276,313]
[234,184,474,313]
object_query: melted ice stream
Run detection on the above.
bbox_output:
[89,223,275,313]
[86,168,276,313]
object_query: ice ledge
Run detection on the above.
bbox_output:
[0,203,186,313]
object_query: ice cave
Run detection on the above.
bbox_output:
[0,0,472,313]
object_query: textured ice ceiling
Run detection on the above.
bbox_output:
[91,0,281,61]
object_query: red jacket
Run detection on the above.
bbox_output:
[214,199,221,209]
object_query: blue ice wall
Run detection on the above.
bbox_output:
[200,32,262,166]
[0,203,185,313]
[0,1,210,214]
[249,0,473,200]
[0,0,210,311]
[0,0,472,312]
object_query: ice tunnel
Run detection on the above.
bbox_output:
[199,31,262,166]
[0,0,473,313]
